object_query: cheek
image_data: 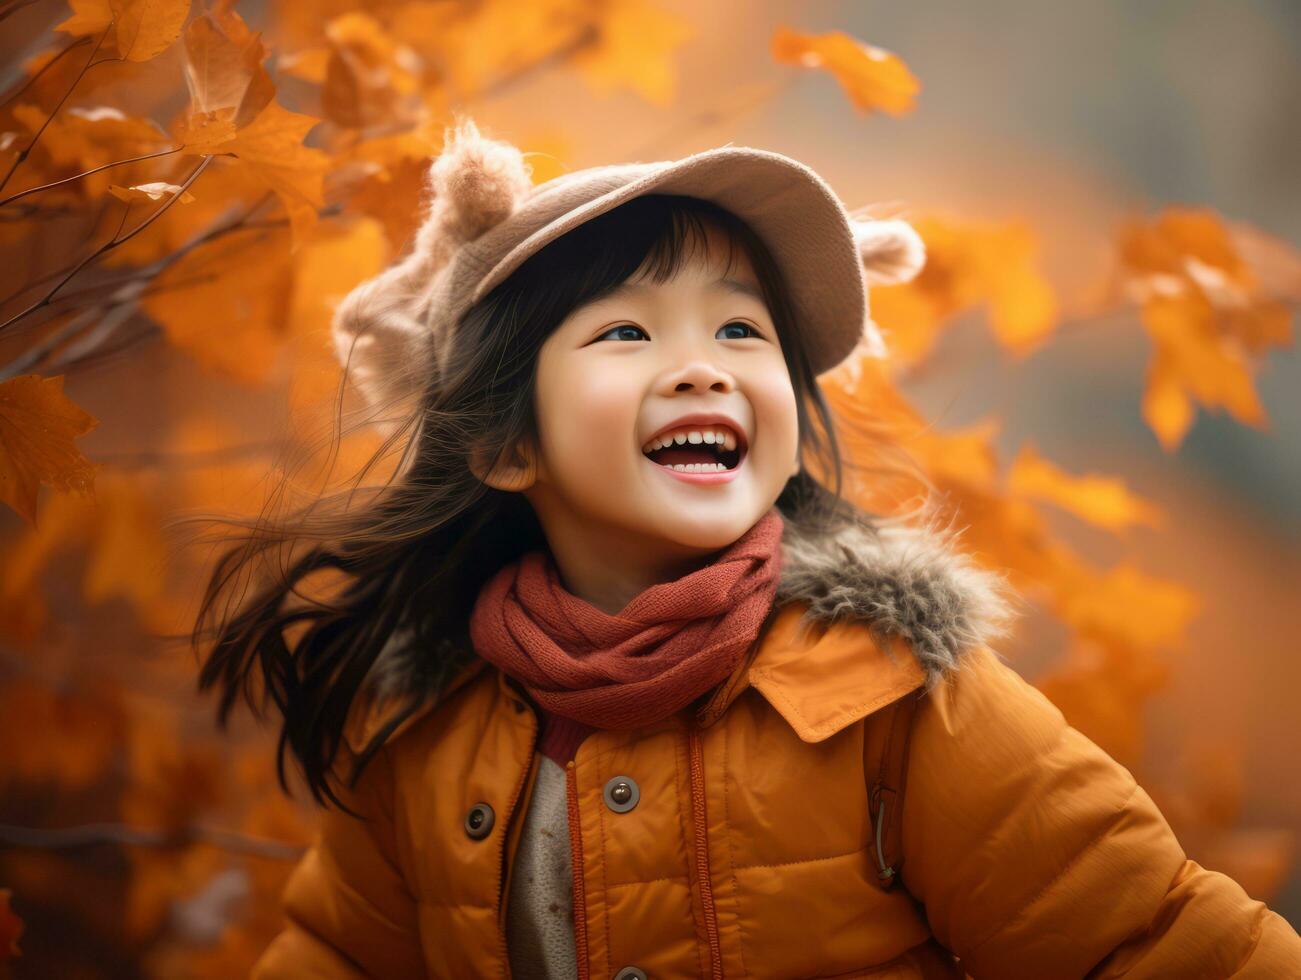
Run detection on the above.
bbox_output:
[534,354,640,466]
[751,369,800,461]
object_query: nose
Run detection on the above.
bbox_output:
[659,358,736,395]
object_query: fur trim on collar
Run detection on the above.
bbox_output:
[776,515,1020,690]
[368,514,1021,703]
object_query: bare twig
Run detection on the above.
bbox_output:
[0,195,284,379]
[0,28,109,194]
[0,35,90,104]
[0,146,184,209]
[0,821,306,861]
[0,154,212,334]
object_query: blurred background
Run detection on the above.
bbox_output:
[0,0,1297,975]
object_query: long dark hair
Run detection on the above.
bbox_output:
[192,192,923,807]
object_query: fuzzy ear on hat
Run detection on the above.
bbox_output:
[331,117,533,421]
[839,216,927,364]
[851,217,927,287]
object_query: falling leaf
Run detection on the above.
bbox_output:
[1007,444,1165,532]
[321,12,423,129]
[865,214,1059,366]
[55,0,112,37]
[0,375,99,525]
[111,0,192,62]
[178,6,275,134]
[108,180,196,203]
[1117,207,1294,448]
[0,889,22,960]
[1140,291,1268,449]
[771,26,919,116]
[181,100,328,245]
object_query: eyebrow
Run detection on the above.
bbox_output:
[603,277,765,304]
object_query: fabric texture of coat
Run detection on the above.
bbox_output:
[252,517,1301,979]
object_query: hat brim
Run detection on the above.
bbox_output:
[466,147,868,377]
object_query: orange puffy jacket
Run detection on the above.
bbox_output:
[252,519,1301,978]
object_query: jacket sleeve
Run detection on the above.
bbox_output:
[252,745,426,979]
[898,643,1301,979]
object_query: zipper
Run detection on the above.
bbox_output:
[565,759,591,980]
[496,695,539,979]
[687,721,724,979]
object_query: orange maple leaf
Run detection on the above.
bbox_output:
[0,375,99,525]
[1117,207,1296,448]
[55,0,191,62]
[321,12,423,130]
[771,26,920,117]
[1007,444,1165,533]
[177,6,275,136]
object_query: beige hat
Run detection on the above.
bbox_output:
[332,117,925,417]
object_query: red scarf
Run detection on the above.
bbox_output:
[469,509,784,763]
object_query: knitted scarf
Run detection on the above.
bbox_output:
[469,508,785,764]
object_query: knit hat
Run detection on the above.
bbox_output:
[332,116,926,419]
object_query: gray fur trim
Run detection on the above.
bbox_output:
[367,515,1022,703]
[776,516,1022,691]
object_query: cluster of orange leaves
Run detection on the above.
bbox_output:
[0,0,1297,974]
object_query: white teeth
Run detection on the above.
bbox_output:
[643,426,741,453]
[669,462,727,472]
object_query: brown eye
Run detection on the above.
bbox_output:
[717,322,759,340]
[598,324,649,342]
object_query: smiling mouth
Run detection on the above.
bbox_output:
[641,427,746,473]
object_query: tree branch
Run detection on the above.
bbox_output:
[0,28,109,194]
[0,154,212,335]
[0,147,184,209]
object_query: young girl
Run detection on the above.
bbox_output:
[197,118,1300,978]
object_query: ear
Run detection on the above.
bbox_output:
[469,438,539,492]
[851,218,926,286]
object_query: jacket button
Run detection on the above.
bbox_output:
[603,775,639,813]
[613,968,647,980]
[464,802,495,840]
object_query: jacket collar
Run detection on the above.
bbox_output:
[346,514,1019,752]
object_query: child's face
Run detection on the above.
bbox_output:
[522,223,800,559]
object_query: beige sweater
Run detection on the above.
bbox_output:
[506,754,579,978]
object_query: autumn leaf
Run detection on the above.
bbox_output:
[54,0,112,38]
[0,375,99,525]
[109,180,195,203]
[771,26,919,116]
[1007,444,1165,532]
[55,0,191,62]
[865,214,1059,366]
[178,6,275,136]
[0,889,22,960]
[1116,207,1295,447]
[113,0,191,61]
[321,12,423,130]
[180,100,328,245]
[1140,291,1268,448]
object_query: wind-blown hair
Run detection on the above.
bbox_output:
[191,193,924,807]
